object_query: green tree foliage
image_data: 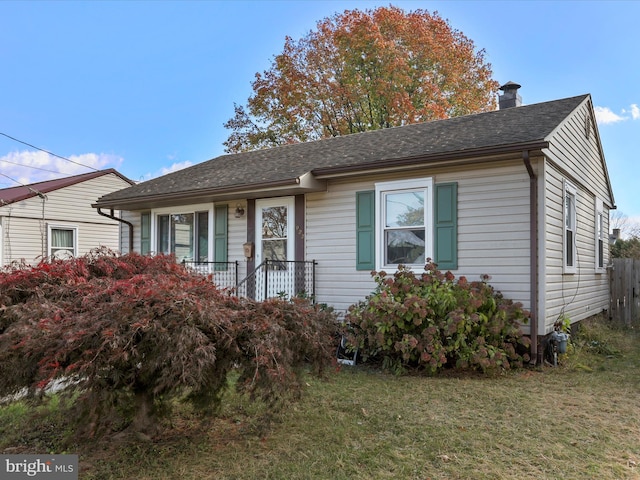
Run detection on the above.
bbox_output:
[345,263,530,374]
[224,6,499,153]
[0,250,337,438]
[611,236,640,259]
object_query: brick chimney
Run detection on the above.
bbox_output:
[499,81,522,109]
[610,228,621,245]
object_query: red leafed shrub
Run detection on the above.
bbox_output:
[0,249,337,438]
[344,262,531,375]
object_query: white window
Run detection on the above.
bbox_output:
[563,180,577,274]
[375,177,433,270]
[595,198,605,273]
[154,209,210,262]
[48,225,78,259]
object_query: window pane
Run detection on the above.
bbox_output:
[171,214,194,261]
[385,229,425,265]
[51,228,75,258]
[385,191,424,227]
[262,238,287,265]
[566,230,574,267]
[261,206,287,239]
[597,212,603,238]
[598,239,604,268]
[52,229,73,248]
[141,213,151,255]
[196,211,208,262]
[157,215,170,254]
[565,194,574,229]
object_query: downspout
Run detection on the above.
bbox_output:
[97,207,134,253]
[523,151,539,365]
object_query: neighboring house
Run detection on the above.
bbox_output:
[94,84,616,362]
[0,169,134,266]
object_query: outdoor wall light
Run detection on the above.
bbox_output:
[234,204,245,218]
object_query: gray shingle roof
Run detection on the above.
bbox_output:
[95,94,588,208]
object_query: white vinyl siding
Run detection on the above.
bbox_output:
[543,162,609,333]
[545,101,614,208]
[121,210,140,255]
[0,216,48,262]
[306,161,532,314]
[307,179,376,313]
[541,98,611,332]
[0,173,130,265]
[455,164,532,306]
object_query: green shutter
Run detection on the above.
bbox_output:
[356,190,375,271]
[434,182,457,270]
[140,212,151,255]
[214,205,228,265]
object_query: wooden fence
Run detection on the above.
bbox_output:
[609,258,640,326]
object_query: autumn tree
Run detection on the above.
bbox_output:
[224,5,498,153]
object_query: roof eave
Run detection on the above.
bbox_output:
[93,173,326,210]
[312,141,550,178]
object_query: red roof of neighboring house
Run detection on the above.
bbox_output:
[0,169,134,206]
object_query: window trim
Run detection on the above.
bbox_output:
[563,180,577,274]
[48,224,78,259]
[149,204,215,262]
[374,177,433,271]
[594,198,605,273]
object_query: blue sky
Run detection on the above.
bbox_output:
[1,0,639,224]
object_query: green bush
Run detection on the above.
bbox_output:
[345,262,531,374]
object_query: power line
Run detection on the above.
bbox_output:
[0,131,99,172]
[0,172,24,186]
[0,172,44,196]
[0,157,76,176]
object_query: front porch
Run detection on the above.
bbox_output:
[182,259,317,301]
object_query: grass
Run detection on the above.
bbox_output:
[2,316,640,479]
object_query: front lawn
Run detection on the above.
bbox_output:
[2,316,639,479]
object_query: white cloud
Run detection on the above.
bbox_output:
[0,150,124,187]
[141,161,194,180]
[160,161,193,176]
[596,103,640,125]
[594,106,626,125]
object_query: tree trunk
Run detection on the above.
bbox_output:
[131,389,159,438]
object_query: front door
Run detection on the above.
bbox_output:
[255,197,295,299]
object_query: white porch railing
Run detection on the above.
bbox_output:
[181,260,239,291]
[235,260,317,301]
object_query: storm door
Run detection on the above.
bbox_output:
[255,197,295,300]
